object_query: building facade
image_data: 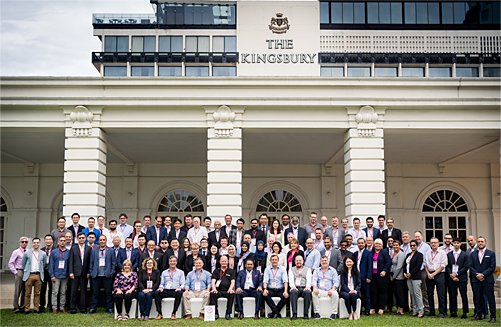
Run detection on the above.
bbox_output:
[1,0,500,271]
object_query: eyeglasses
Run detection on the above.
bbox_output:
[410,244,417,247]
[21,241,28,243]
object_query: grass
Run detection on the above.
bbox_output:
[0,309,499,327]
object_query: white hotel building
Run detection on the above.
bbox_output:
[0,0,500,271]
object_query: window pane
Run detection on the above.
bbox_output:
[391,3,402,24]
[428,2,440,24]
[367,2,378,23]
[416,2,428,24]
[320,66,344,77]
[184,4,195,24]
[158,66,182,76]
[401,67,424,77]
[104,66,127,76]
[132,36,143,52]
[375,67,397,77]
[185,66,209,76]
[198,36,210,52]
[429,67,451,77]
[116,36,129,52]
[171,36,183,52]
[343,2,354,24]
[212,36,224,52]
[483,67,501,77]
[354,2,365,23]
[405,2,416,24]
[442,2,454,24]
[144,36,156,52]
[379,2,391,24]
[225,36,236,52]
[158,36,171,52]
[454,2,467,24]
[347,67,371,77]
[104,36,117,52]
[131,66,154,76]
[185,36,197,52]
[332,3,343,24]
[456,67,478,77]
[320,2,330,24]
[212,66,236,76]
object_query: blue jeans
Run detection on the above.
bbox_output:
[138,290,156,316]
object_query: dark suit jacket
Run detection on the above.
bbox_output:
[353,248,373,281]
[184,255,206,275]
[132,247,146,270]
[286,249,305,270]
[164,248,186,271]
[117,247,139,271]
[204,254,220,273]
[68,243,91,277]
[68,225,85,239]
[363,227,381,240]
[137,269,161,291]
[381,228,402,246]
[469,248,496,284]
[245,228,266,244]
[340,271,361,295]
[140,251,163,271]
[208,229,228,247]
[236,268,263,289]
[168,228,187,242]
[284,226,308,249]
[321,247,343,274]
[404,251,423,280]
[89,247,116,278]
[372,249,392,275]
[146,226,168,245]
[222,225,237,245]
[446,250,469,282]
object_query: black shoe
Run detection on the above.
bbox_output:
[14,309,24,314]
[438,314,445,318]
[24,310,31,314]
[267,313,275,318]
[489,318,496,324]
[303,315,309,320]
[88,309,96,314]
[365,311,371,316]
[254,313,260,320]
[450,313,458,318]
[80,309,87,314]
[276,313,282,318]
[70,309,77,314]
[474,315,483,321]
[38,308,45,313]
[461,314,467,319]
[106,309,113,314]
[215,313,219,320]
[225,314,232,320]
[314,313,321,319]
[291,314,297,320]
[329,314,337,320]
[426,312,435,317]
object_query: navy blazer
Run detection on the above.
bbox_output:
[469,248,496,284]
[146,226,168,245]
[117,247,139,272]
[68,224,85,239]
[245,228,266,244]
[363,227,381,241]
[68,243,91,277]
[284,226,308,249]
[236,268,263,289]
[132,247,146,271]
[340,271,361,295]
[89,247,116,278]
[446,250,469,282]
[353,249,373,281]
[381,228,402,246]
[168,228,187,242]
[372,249,392,275]
[208,229,228,247]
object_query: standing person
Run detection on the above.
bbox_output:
[348,217,367,240]
[446,237,469,319]
[401,231,412,256]
[154,256,185,320]
[183,257,212,320]
[130,220,143,248]
[303,212,321,239]
[49,237,70,313]
[187,216,209,245]
[312,256,340,320]
[288,255,312,320]
[284,216,307,249]
[415,231,431,314]
[68,232,91,314]
[208,220,227,247]
[321,236,343,273]
[325,216,343,249]
[82,217,100,245]
[163,216,172,235]
[267,219,284,245]
[21,237,47,313]
[319,216,329,233]
[88,235,116,314]
[286,238,304,271]
[141,240,163,271]
[146,216,167,248]
[363,217,381,241]
[165,238,186,270]
[205,244,221,274]
[424,237,447,318]
[96,216,109,241]
[377,215,387,232]
[137,258,160,320]
[210,255,236,320]
[118,237,138,271]
[262,254,289,319]
[246,218,266,248]
[237,241,255,272]
[353,238,372,315]
[67,213,84,242]
[50,217,69,245]
[258,213,270,237]
[391,240,407,315]
[470,236,496,323]
[113,259,137,321]
[169,218,187,242]
[370,239,391,315]
[230,218,245,248]
[107,220,124,248]
[181,214,193,233]
[117,213,133,240]
[281,214,291,231]
[140,215,152,234]
[184,242,206,275]
[404,240,424,318]
[221,214,237,241]
[9,236,29,313]
[466,235,477,256]
[381,218,402,245]
[340,256,361,320]
[235,259,263,320]
[39,234,54,313]
[304,238,321,270]
[313,228,325,253]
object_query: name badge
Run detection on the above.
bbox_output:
[99,258,106,267]
[295,277,302,286]
[46,256,50,264]
[147,280,153,289]
[166,282,172,289]
[257,266,261,273]
[194,281,201,291]
[373,261,377,270]
[251,239,256,246]
[215,280,221,288]
[319,280,326,289]
[245,281,251,289]
[452,264,459,273]
[271,281,277,288]
[58,260,65,269]
[310,233,315,239]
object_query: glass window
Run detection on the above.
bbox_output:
[332,2,342,23]
[132,36,143,52]
[185,66,209,76]
[212,66,236,76]
[416,2,428,24]
[320,2,330,23]
[104,36,129,52]
[374,67,398,77]
[104,66,127,76]
[343,2,354,24]
[405,2,416,24]
[158,36,183,52]
[456,67,479,77]
[158,66,182,76]
[144,36,155,52]
[354,2,365,23]
[367,2,379,23]
[429,67,451,77]
[320,66,344,77]
[347,66,371,77]
[212,36,236,52]
[186,36,209,52]
[116,36,129,52]
[212,37,224,52]
[454,2,467,24]
[131,36,155,52]
[442,2,454,24]
[131,66,154,76]
[391,3,403,24]
[379,2,391,24]
[483,67,501,77]
[401,67,424,77]
[428,2,440,24]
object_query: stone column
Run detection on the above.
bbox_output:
[63,106,106,225]
[344,106,386,221]
[206,105,244,221]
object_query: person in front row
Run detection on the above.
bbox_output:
[289,255,312,320]
[21,237,47,313]
[339,256,361,320]
[137,258,160,320]
[154,255,185,320]
[312,255,340,320]
[183,257,212,320]
[263,253,289,318]
[88,235,116,314]
[68,232,91,314]
[113,259,137,320]
[210,255,236,320]
[235,258,263,320]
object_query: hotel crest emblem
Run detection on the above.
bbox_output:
[269,13,290,34]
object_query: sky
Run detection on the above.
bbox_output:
[0,0,153,76]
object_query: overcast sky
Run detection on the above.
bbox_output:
[0,0,153,76]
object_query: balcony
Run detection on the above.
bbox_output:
[92,52,239,64]
[93,14,157,28]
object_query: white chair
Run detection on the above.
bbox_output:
[264,297,287,317]
[114,298,137,319]
[339,298,361,319]
[216,298,234,317]
[148,300,158,318]
[290,297,311,317]
[242,297,256,318]
[318,297,333,318]
[188,297,205,317]
[161,298,183,318]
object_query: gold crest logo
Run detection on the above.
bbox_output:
[269,13,290,34]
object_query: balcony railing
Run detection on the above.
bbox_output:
[92,52,239,64]
[93,14,157,26]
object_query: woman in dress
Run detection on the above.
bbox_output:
[113,259,138,320]
[340,256,361,320]
[137,258,160,320]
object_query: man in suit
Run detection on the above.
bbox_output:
[324,216,344,249]
[230,218,246,248]
[146,216,168,248]
[39,234,54,313]
[284,216,307,249]
[208,220,228,247]
[363,217,381,241]
[68,232,91,314]
[258,213,270,237]
[235,258,263,319]
[110,235,124,274]
[446,237,469,319]
[168,218,187,242]
[321,236,343,273]
[132,234,147,271]
[381,218,402,246]
[353,237,372,315]
[21,237,47,313]
[88,235,116,314]
[118,237,138,271]
[164,238,186,270]
[469,236,496,323]
[67,213,85,243]
[246,218,266,248]
[140,240,163,270]
[221,214,237,239]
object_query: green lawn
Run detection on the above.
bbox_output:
[0,309,498,327]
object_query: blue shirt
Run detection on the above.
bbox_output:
[312,266,339,291]
[304,248,321,269]
[185,269,212,291]
[82,228,100,244]
[263,266,288,289]
[48,247,70,279]
[160,268,185,290]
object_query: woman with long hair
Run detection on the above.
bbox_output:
[266,241,286,268]
[340,256,361,320]
[391,239,407,315]
[205,243,220,273]
[130,220,143,248]
[181,237,191,256]
[137,258,160,320]
[267,219,284,245]
[113,259,138,320]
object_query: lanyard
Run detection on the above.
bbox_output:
[271,267,279,281]
[431,251,439,262]
[32,251,39,262]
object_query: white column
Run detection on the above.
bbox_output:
[63,106,106,224]
[344,106,385,220]
[206,105,244,221]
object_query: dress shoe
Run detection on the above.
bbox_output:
[438,314,445,318]
[156,314,163,320]
[329,314,337,320]
[461,314,467,319]
[425,312,435,317]
[171,314,176,320]
[70,309,77,314]
[238,313,244,320]
[14,309,24,314]
[215,313,219,320]
[314,313,321,319]
[474,315,483,321]
[267,313,275,318]
[225,313,232,320]
[489,318,496,324]
[291,314,297,320]
[24,310,31,314]
[254,313,260,320]
[450,313,458,318]
[276,313,282,318]
[185,314,192,320]
[88,309,96,314]
[303,315,309,320]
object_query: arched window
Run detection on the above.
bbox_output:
[422,190,469,249]
[158,189,205,213]
[0,197,7,269]
[0,197,6,212]
[256,190,303,213]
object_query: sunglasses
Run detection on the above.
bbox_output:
[21,241,28,243]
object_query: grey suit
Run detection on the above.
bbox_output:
[324,227,345,248]
[321,247,343,274]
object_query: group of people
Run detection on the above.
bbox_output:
[8,212,497,323]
